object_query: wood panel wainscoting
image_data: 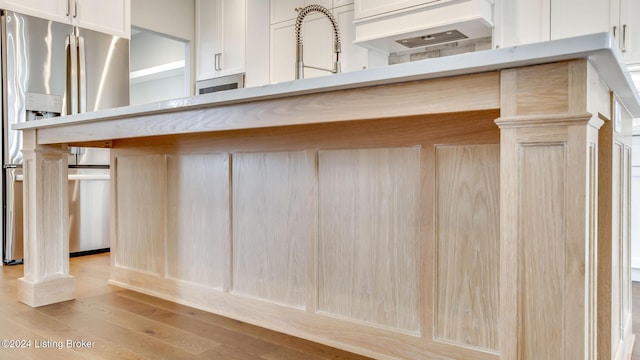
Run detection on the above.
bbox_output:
[14,58,636,359]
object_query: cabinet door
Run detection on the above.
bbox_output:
[73,0,131,38]
[196,0,223,80]
[620,0,640,64]
[550,0,610,40]
[219,0,246,76]
[270,20,296,83]
[197,0,245,80]
[495,0,550,47]
[0,0,69,23]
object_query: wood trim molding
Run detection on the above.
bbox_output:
[495,112,603,129]
[35,72,500,145]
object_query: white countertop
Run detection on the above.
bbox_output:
[14,32,640,132]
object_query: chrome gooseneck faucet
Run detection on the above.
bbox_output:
[294,4,341,80]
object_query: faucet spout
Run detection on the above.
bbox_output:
[294,4,341,80]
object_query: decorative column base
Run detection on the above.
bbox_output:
[18,276,75,307]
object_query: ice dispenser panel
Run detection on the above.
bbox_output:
[25,92,62,120]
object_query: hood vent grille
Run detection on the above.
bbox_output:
[396,30,468,49]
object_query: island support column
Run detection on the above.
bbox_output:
[17,129,74,307]
[496,60,603,359]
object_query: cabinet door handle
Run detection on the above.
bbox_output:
[622,24,627,53]
[67,0,71,16]
[613,25,617,38]
[215,53,222,71]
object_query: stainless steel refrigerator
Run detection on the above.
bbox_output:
[1,11,129,264]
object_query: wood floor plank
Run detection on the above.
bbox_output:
[89,291,281,357]
[35,300,205,360]
[63,297,221,355]
[0,312,89,360]
[15,304,149,360]
[1,253,367,359]
[200,344,265,360]
[116,290,372,360]
[261,346,330,360]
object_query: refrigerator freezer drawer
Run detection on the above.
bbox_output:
[3,167,110,263]
[68,168,110,253]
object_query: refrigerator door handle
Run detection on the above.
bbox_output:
[66,33,79,115]
[78,35,87,113]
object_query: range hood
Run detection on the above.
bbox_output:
[354,0,494,54]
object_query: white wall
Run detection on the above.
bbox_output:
[131,0,195,95]
[130,31,188,105]
[131,75,186,104]
[130,31,186,71]
[245,0,270,87]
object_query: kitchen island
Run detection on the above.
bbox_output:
[14,33,639,359]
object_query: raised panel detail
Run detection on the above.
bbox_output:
[317,147,421,332]
[40,157,67,279]
[434,145,499,351]
[166,153,230,288]
[114,154,165,274]
[232,151,315,308]
[519,144,566,359]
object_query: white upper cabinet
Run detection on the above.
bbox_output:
[619,0,640,65]
[494,0,549,47]
[71,0,131,38]
[196,0,246,81]
[0,0,131,38]
[551,0,639,64]
[496,0,639,65]
[550,0,610,39]
[270,19,297,83]
[354,0,441,20]
[0,0,69,23]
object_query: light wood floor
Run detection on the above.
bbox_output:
[4,254,640,359]
[0,253,371,360]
